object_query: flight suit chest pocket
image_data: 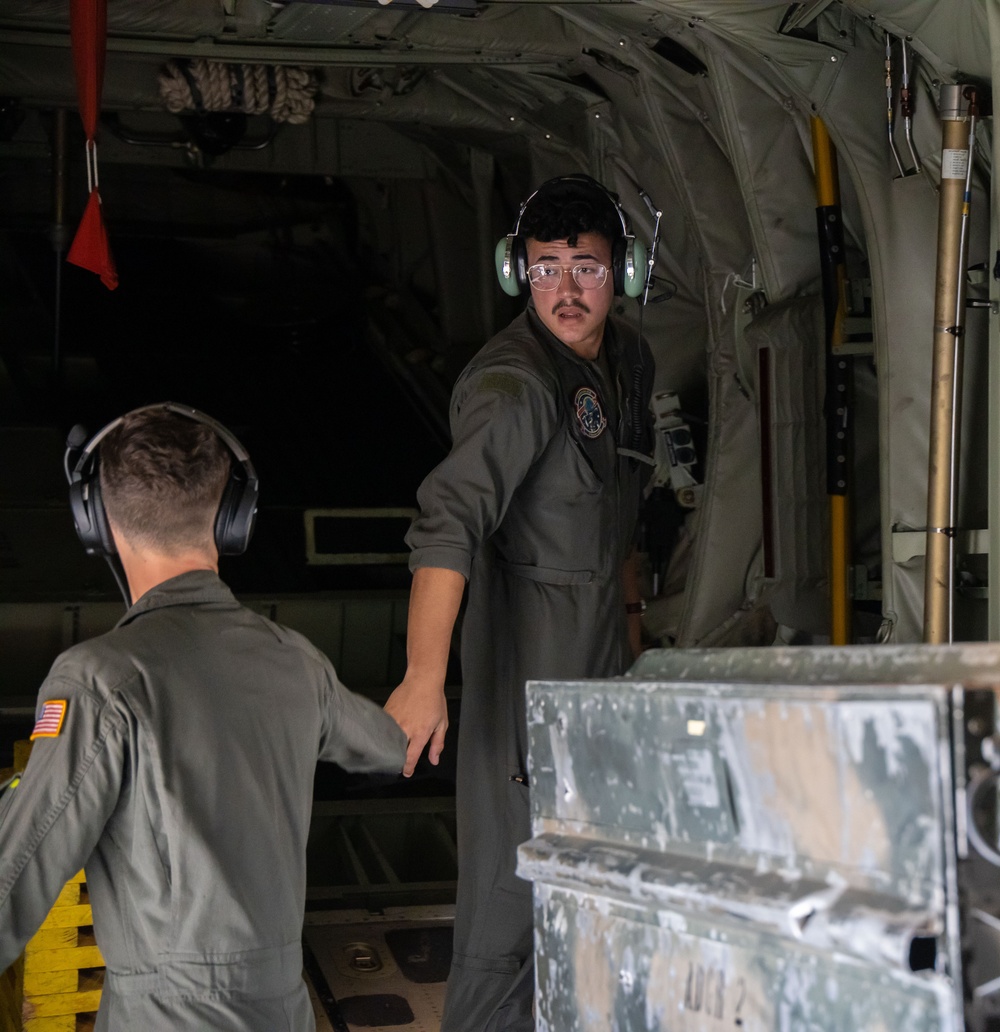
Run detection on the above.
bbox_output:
[497,432,606,576]
[518,423,603,503]
[564,427,611,495]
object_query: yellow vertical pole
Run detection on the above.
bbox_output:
[810,117,851,645]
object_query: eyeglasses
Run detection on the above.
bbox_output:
[526,263,609,291]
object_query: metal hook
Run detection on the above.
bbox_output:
[884,33,920,178]
[899,40,922,173]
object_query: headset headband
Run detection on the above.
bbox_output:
[512,175,631,240]
[69,402,256,484]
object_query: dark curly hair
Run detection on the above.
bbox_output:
[99,406,231,554]
[517,175,623,247]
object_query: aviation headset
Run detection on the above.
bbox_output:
[65,402,259,559]
[494,174,648,300]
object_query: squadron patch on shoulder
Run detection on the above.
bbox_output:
[478,371,525,398]
[31,700,67,740]
[574,387,607,439]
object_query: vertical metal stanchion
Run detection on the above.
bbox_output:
[923,85,976,643]
[989,19,1000,640]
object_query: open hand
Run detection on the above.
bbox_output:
[384,677,449,777]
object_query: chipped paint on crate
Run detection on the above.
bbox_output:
[528,685,946,902]
[530,883,955,1032]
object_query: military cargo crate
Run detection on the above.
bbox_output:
[518,644,1000,1032]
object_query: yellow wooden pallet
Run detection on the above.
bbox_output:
[22,871,102,1032]
[0,740,32,1032]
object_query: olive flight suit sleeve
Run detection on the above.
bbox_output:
[406,362,561,576]
[316,654,407,773]
[0,679,126,972]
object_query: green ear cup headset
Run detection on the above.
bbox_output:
[494,174,648,299]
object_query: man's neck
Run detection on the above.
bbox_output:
[112,530,218,604]
[123,555,218,604]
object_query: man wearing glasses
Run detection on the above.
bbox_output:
[386,175,654,1032]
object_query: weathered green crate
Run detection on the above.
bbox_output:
[519,644,1000,1032]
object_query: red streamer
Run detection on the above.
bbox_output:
[70,0,106,139]
[67,0,118,290]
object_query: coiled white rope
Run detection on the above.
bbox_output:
[159,59,318,125]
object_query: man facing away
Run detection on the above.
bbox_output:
[385,174,655,1031]
[0,403,406,1030]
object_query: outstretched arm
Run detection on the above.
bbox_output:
[384,565,466,777]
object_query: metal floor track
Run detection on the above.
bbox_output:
[305,906,454,1032]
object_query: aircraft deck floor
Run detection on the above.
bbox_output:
[304,906,453,1032]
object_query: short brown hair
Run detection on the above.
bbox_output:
[99,406,231,554]
[518,177,621,248]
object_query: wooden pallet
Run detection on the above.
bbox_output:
[21,870,102,1031]
[0,741,31,1032]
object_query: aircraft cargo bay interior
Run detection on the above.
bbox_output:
[1,2,999,1031]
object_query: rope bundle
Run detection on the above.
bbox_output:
[159,59,318,125]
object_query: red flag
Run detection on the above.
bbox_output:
[67,0,118,289]
[67,190,118,290]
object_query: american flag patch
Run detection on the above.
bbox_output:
[31,700,67,740]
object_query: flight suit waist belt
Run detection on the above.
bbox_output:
[105,940,303,997]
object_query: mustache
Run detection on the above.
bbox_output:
[552,300,590,314]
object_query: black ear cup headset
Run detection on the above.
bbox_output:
[494,174,648,300]
[64,403,259,600]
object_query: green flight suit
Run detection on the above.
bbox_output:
[407,304,654,1031]
[0,570,406,1031]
